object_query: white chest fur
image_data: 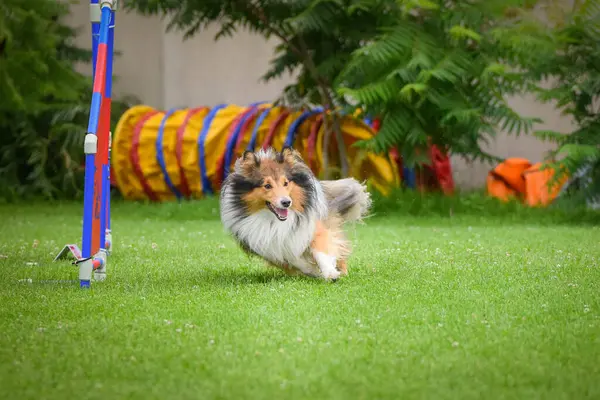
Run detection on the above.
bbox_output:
[229,209,315,265]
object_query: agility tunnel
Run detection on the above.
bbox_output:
[111,103,454,201]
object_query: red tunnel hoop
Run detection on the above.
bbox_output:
[262,110,290,149]
[130,110,161,202]
[307,114,324,172]
[234,108,262,154]
[176,107,208,198]
[215,111,248,188]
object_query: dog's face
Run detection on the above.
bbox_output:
[232,147,313,222]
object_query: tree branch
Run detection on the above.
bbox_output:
[296,36,349,177]
[236,1,349,177]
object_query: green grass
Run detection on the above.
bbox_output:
[1,194,599,400]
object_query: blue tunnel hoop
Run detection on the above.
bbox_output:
[284,107,324,148]
[248,107,273,151]
[223,104,263,180]
[198,103,227,195]
[156,108,184,200]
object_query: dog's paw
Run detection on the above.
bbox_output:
[323,270,342,282]
[322,267,341,282]
[313,251,341,282]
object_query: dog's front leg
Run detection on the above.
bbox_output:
[311,221,341,281]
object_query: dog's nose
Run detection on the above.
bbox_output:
[280,198,292,208]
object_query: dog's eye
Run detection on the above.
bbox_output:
[264,183,272,189]
[283,181,289,187]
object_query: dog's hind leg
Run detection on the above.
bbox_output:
[337,259,348,276]
[310,220,342,281]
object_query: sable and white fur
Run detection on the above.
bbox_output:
[220,147,371,280]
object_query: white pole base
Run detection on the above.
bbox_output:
[105,230,113,254]
[78,258,94,288]
[93,249,108,282]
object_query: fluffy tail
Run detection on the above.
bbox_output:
[321,178,372,223]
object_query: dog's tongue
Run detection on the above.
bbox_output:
[276,208,289,218]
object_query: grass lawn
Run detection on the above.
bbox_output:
[0,196,599,399]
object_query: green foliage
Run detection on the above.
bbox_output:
[528,0,600,205]
[0,0,88,112]
[126,0,547,169]
[0,0,136,200]
[335,0,547,165]
[126,0,598,193]
[369,187,600,225]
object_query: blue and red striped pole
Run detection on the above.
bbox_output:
[100,4,115,257]
[89,0,113,254]
[80,0,115,288]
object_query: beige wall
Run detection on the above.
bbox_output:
[65,1,574,189]
[64,1,165,108]
[162,26,296,108]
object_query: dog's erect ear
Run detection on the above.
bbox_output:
[235,150,259,173]
[242,150,258,164]
[280,146,305,166]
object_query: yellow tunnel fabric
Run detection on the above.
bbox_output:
[112,104,401,201]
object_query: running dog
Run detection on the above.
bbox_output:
[219,147,371,281]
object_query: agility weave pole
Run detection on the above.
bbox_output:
[54,0,117,288]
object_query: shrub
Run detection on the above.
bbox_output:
[0,0,135,200]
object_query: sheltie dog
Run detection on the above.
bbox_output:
[219,147,371,281]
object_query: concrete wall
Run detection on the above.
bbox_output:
[64,1,574,189]
[64,1,165,108]
[162,26,296,109]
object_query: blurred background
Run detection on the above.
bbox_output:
[1,0,597,205]
[64,1,571,190]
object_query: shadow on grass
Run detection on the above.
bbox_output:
[195,269,311,286]
[110,268,329,292]
[9,257,333,292]
[10,274,302,293]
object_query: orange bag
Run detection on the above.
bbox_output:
[523,162,568,207]
[487,158,568,207]
[486,158,531,202]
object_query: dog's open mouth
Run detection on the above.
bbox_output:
[266,202,288,221]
